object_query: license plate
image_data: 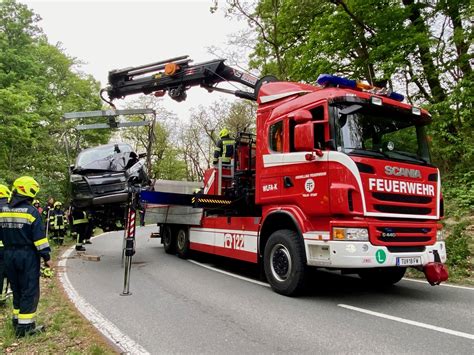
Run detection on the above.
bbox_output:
[396,256,422,266]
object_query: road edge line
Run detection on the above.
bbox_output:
[338,304,474,340]
[402,277,474,291]
[58,234,150,355]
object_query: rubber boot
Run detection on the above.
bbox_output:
[16,323,45,337]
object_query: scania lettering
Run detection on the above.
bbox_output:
[385,166,422,178]
[104,56,448,295]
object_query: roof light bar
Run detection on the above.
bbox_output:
[316,74,405,102]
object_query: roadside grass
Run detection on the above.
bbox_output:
[0,235,116,354]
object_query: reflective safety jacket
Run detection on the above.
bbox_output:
[72,209,88,225]
[0,194,51,261]
[213,136,235,165]
[49,209,66,230]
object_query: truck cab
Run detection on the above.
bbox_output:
[253,79,445,292]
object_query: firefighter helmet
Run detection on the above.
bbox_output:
[33,199,40,206]
[54,201,62,208]
[219,128,230,138]
[12,176,40,198]
[0,184,11,199]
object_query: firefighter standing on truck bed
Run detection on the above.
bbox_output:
[49,201,66,245]
[0,184,11,306]
[0,176,51,337]
[213,128,235,166]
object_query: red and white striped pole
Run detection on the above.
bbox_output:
[121,195,137,296]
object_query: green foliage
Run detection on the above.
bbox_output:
[229,0,473,214]
[443,171,474,217]
[445,221,472,279]
[0,0,109,205]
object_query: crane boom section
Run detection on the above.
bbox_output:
[107,57,259,102]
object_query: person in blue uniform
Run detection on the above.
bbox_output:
[0,176,51,337]
[0,184,11,305]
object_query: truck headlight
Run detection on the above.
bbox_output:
[70,174,84,182]
[436,229,445,241]
[333,227,369,241]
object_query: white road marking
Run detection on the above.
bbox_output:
[338,304,474,340]
[402,278,474,291]
[59,236,150,355]
[188,259,270,288]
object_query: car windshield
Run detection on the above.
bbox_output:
[76,144,133,169]
[331,103,431,164]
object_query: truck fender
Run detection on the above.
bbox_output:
[259,207,305,258]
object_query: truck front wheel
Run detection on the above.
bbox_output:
[264,229,307,296]
[358,267,406,286]
[162,225,176,254]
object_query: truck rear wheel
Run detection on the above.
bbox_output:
[162,225,176,254]
[263,229,307,296]
[358,267,406,286]
[176,227,190,259]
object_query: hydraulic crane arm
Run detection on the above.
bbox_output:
[105,55,276,103]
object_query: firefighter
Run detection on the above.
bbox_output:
[0,176,51,337]
[0,184,11,306]
[49,201,66,245]
[213,128,235,166]
[32,200,43,214]
[70,206,88,252]
[84,211,94,245]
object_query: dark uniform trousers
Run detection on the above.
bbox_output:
[0,243,7,302]
[4,248,40,322]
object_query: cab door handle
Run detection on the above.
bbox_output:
[283,176,293,188]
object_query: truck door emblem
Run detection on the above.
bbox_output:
[304,179,315,193]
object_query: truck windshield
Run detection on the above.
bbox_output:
[76,144,133,169]
[331,103,431,164]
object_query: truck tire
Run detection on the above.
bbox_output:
[263,229,307,296]
[162,225,176,254]
[358,267,406,286]
[176,227,190,259]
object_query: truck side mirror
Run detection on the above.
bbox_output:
[294,122,314,151]
[289,109,312,123]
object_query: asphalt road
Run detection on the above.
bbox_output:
[64,226,474,354]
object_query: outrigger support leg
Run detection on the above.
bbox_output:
[120,187,138,296]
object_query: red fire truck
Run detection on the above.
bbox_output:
[105,56,448,295]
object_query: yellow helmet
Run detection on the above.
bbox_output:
[0,184,11,199]
[219,128,230,138]
[54,201,62,208]
[12,176,40,198]
[33,199,40,205]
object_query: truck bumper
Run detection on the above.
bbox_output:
[304,239,446,268]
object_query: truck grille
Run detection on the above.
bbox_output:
[374,204,432,215]
[372,192,432,204]
[370,224,436,246]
